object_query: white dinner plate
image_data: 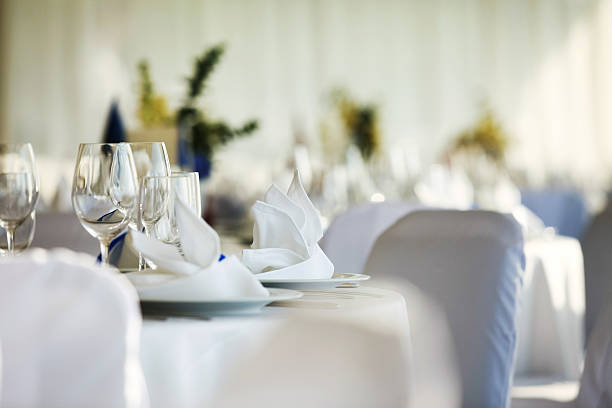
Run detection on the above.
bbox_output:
[139,288,302,317]
[258,273,371,290]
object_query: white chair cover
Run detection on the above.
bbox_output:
[365,210,525,407]
[511,301,612,408]
[319,201,423,275]
[208,317,410,408]
[0,249,147,408]
[576,300,612,408]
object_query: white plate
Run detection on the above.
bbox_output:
[139,288,302,317]
[258,273,371,290]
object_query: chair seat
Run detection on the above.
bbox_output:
[511,377,578,408]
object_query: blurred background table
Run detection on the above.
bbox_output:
[515,235,585,381]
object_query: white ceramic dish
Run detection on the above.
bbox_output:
[139,288,302,317]
[258,273,371,290]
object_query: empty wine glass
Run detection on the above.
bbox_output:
[0,143,39,255]
[128,142,170,269]
[140,172,201,257]
[72,143,139,264]
[0,210,35,255]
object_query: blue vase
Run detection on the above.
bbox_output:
[177,119,211,179]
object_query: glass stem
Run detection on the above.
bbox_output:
[5,226,16,255]
[99,239,110,264]
[138,252,147,271]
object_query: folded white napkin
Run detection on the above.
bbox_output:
[129,199,269,301]
[242,170,334,280]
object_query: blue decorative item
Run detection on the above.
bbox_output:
[177,120,211,179]
[102,100,126,143]
[97,231,227,267]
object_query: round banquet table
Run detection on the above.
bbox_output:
[514,235,585,381]
[139,286,409,408]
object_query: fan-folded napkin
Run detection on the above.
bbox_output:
[129,199,269,301]
[242,170,334,279]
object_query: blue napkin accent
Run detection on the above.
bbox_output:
[97,231,227,267]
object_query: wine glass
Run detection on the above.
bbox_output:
[140,172,201,258]
[127,142,171,269]
[168,171,201,216]
[72,143,139,264]
[0,143,39,255]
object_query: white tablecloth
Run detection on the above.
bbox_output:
[140,286,409,407]
[515,235,585,380]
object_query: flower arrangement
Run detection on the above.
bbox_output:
[450,110,509,163]
[135,44,258,161]
[332,90,381,160]
[136,61,173,128]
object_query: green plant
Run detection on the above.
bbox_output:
[177,44,258,158]
[333,89,380,160]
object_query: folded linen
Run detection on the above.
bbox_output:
[129,199,268,300]
[242,170,334,280]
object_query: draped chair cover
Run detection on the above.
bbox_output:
[365,210,525,407]
[0,249,147,408]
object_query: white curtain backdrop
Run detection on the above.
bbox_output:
[1,0,611,188]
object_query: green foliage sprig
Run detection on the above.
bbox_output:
[178,44,258,158]
[135,44,258,159]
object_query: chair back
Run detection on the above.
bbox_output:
[581,204,612,340]
[577,301,612,408]
[365,210,525,407]
[320,201,422,275]
[0,249,146,408]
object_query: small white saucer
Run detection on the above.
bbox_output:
[139,288,302,317]
[258,273,371,290]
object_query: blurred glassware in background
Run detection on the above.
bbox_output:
[0,143,40,255]
[414,164,474,210]
[0,211,35,255]
[140,172,201,258]
[345,145,378,204]
[72,143,139,264]
[128,142,171,269]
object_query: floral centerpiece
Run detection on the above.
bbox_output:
[135,44,258,179]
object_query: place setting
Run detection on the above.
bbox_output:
[125,167,370,317]
[67,140,370,317]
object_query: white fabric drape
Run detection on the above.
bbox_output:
[1,0,611,187]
